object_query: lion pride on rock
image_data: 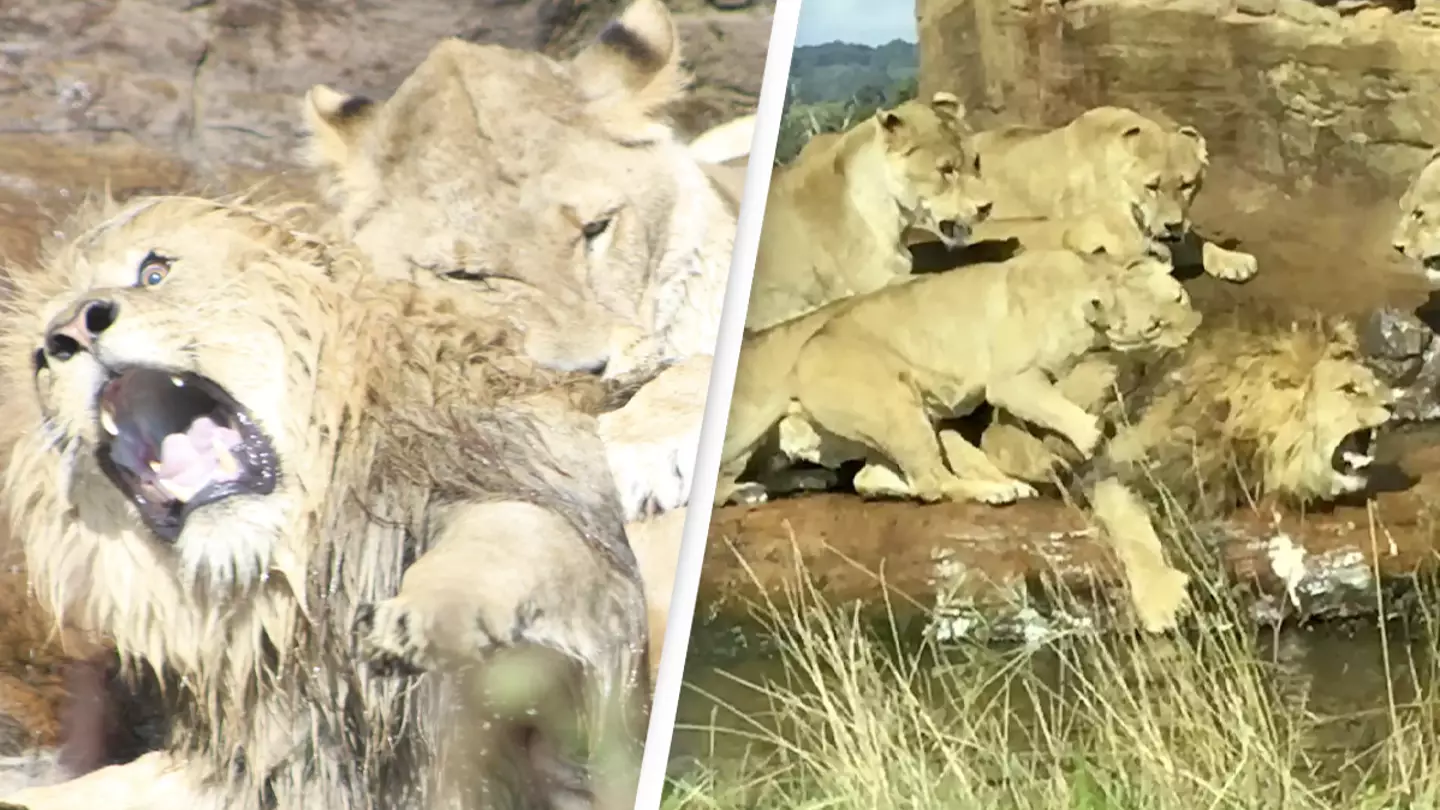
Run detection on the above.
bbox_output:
[725,93,1417,636]
[0,196,654,810]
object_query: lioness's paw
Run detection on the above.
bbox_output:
[354,598,496,677]
[355,600,438,676]
[1131,567,1191,635]
[1202,243,1258,283]
[729,482,771,506]
[944,478,1036,505]
[1069,419,1104,460]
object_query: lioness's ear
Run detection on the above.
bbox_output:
[1177,124,1209,166]
[571,0,689,127]
[930,91,966,122]
[301,85,377,170]
[877,109,910,146]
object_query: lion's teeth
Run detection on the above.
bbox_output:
[170,375,184,387]
[1343,451,1373,470]
[99,406,119,437]
[214,438,238,476]
[158,477,201,504]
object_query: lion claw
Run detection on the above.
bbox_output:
[354,599,437,677]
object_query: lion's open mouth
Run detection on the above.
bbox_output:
[95,368,279,543]
[1424,256,1440,283]
[937,220,971,249]
[1329,428,1376,477]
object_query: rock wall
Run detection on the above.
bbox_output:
[917,0,1440,201]
[0,0,774,173]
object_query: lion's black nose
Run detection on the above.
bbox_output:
[44,299,118,361]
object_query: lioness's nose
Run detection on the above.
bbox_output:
[44,298,118,361]
[1393,243,1407,255]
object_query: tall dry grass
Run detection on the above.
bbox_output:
[664,532,1440,810]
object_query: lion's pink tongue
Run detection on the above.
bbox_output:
[156,417,243,494]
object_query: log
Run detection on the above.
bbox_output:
[699,479,1440,642]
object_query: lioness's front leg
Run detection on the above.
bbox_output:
[355,501,647,682]
[1200,240,1258,282]
[793,336,1024,505]
[1,752,214,810]
[353,500,650,809]
[986,368,1104,459]
[983,355,1122,481]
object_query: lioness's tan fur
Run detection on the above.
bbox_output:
[981,313,1394,632]
[1393,148,1440,284]
[299,0,740,684]
[0,196,651,810]
[715,250,1202,507]
[743,92,993,332]
[301,0,733,380]
[972,106,1259,282]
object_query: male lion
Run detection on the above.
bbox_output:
[714,249,1202,507]
[742,91,993,332]
[0,196,652,810]
[1393,148,1440,284]
[980,313,1394,632]
[971,106,1259,281]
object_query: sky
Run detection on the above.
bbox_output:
[793,0,918,47]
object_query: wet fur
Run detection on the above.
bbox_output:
[0,196,651,810]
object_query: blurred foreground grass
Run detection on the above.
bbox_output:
[662,532,1440,810]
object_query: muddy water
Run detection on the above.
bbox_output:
[671,617,1437,771]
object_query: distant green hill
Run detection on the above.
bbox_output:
[777,39,919,164]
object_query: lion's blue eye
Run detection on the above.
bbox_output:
[136,251,173,288]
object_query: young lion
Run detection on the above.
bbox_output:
[982,313,1395,632]
[1393,147,1440,284]
[714,250,1202,507]
[743,92,994,332]
[972,106,1258,282]
[0,196,652,810]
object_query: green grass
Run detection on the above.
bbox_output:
[661,542,1440,810]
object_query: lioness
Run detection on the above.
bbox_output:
[715,250,1202,507]
[301,0,733,380]
[981,313,1394,632]
[742,92,993,332]
[971,106,1259,281]
[298,0,739,681]
[0,196,652,810]
[1393,148,1440,284]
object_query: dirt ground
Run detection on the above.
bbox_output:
[700,156,1440,625]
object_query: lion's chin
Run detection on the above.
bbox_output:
[1323,426,1378,496]
[1423,256,1440,285]
[94,367,280,544]
[936,219,972,250]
